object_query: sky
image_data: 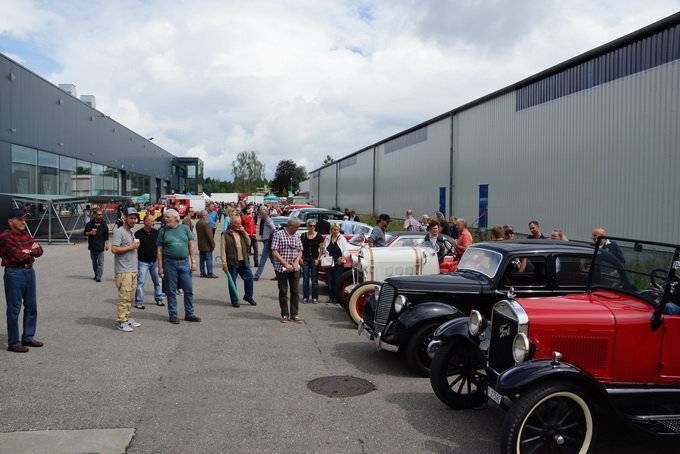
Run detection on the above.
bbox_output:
[1,0,679,179]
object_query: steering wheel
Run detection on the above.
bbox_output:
[650,268,669,291]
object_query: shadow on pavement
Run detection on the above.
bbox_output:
[65,275,99,280]
[194,298,231,307]
[384,391,502,451]
[332,341,417,377]
[76,316,116,330]
[227,311,281,321]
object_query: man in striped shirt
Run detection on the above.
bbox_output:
[271,218,303,323]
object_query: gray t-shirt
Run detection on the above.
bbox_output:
[368,226,386,247]
[112,226,138,273]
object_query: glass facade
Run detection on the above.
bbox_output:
[126,172,150,196]
[10,144,125,197]
[11,145,37,194]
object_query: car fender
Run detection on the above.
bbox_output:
[495,360,610,407]
[391,302,464,345]
[432,316,473,340]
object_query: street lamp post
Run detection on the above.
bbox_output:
[290,177,293,195]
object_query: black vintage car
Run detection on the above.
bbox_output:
[358,240,594,375]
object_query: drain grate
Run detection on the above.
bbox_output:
[307,375,376,398]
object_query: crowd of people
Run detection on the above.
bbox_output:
[0,199,664,351]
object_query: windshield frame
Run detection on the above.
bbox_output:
[587,236,680,308]
[457,246,504,278]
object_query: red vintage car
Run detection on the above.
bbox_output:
[429,236,680,453]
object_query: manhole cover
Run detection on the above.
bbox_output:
[307,375,376,398]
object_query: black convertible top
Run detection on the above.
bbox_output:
[471,239,594,256]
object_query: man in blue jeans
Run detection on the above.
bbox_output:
[134,213,165,309]
[254,209,276,281]
[0,208,44,353]
[220,216,256,307]
[157,208,201,324]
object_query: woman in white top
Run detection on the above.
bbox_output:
[322,223,349,304]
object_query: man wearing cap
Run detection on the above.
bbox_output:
[0,208,44,352]
[111,207,142,332]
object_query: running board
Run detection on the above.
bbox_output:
[627,414,680,435]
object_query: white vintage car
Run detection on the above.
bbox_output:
[344,241,458,325]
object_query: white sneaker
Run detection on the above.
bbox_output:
[117,321,133,332]
[302,298,309,304]
[128,318,141,327]
[312,299,318,304]
[176,289,183,295]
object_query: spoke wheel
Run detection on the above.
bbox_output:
[430,337,487,409]
[501,383,594,454]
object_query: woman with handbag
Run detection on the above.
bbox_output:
[322,223,349,304]
[300,219,324,304]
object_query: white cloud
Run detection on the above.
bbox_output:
[4,0,680,179]
[0,0,58,38]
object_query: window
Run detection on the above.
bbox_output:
[91,164,104,195]
[102,166,119,195]
[384,127,428,154]
[502,256,548,287]
[37,151,59,194]
[555,255,591,287]
[75,160,92,196]
[11,145,37,193]
[59,156,76,195]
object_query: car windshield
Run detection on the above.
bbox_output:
[348,232,395,246]
[457,247,503,278]
[290,210,301,218]
[590,238,679,304]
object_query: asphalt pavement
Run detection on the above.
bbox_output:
[0,227,675,453]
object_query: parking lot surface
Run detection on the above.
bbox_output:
[0,233,676,453]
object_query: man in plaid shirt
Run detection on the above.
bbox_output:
[271,218,303,323]
[0,208,44,353]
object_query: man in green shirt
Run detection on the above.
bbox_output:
[157,208,201,324]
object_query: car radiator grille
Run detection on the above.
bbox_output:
[487,310,519,374]
[373,284,395,335]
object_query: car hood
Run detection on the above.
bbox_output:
[517,292,617,332]
[384,271,486,293]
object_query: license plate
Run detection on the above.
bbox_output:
[487,386,503,405]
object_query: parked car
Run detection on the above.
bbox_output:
[272,208,345,229]
[358,240,594,375]
[431,236,680,453]
[322,231,458,305]
[345,239,459,325]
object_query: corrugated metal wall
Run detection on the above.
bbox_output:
[336,148,373,213]
[318,165,337,209]
[375,118,451,217]
[454,59,680,243]
[308,171,320,206]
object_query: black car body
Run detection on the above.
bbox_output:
[359,240,594,375]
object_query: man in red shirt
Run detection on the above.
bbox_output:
[0,208,44,353]
[454,218,473,258]
[241,205,258,267]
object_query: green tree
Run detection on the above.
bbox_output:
[323,155,334,165]
[232,151,266,192]
[271,160,307,196]
[203,177,236,195]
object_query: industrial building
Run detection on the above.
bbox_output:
[0,52,203,216]
[308,13,680,243]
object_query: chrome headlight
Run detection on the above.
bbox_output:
[394,295,407,314]
[512,333,530,363]
[468,310,484,337]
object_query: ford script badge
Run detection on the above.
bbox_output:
[499,324,511,338]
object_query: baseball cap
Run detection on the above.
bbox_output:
[8,208,28,219]
[125,207,139,217]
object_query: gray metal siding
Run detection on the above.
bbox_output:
[0,54,175,195]
[375,119,451,218]
[336,148,373,213]
[319,165,337,209]
[308,172,320,206]
[454,59,680,243]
